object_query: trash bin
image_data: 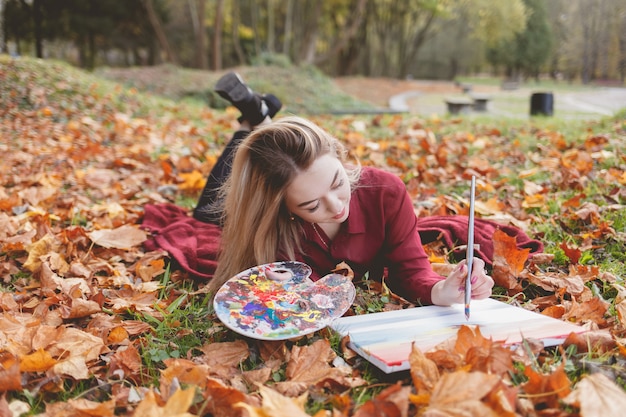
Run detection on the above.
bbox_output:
[530,92,554,116]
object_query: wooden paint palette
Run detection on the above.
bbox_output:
[214,261,355,340]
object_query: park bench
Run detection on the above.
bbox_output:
[471,94,491,112]
[444,97,474,115]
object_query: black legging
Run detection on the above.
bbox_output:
[193,130,250,224]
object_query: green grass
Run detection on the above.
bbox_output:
[96,62,377,115]
[134,269,215,384]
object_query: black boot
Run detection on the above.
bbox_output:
[215,72,282,125]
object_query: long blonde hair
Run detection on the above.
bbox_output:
[209,116,359,293]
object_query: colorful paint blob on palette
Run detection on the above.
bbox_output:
[214,261,356,340]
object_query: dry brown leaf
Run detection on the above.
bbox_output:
[67,398,116,417]
[133,388,197,417]
[409,344,440,395]
[526,271,586,295]
[59,297,102,319]
[285,339,337,383]
[52,355,90,380]
[108,291,161,314]
[203,377,258,417]
[562,330,616,353]
[242,367,273,387]
[108,344,143,383]
[353,398,400,417]
[88,224,147,249]
[135,257,166,282]
[0,293,18,312]
[257,340,289,365]
[331,261,355,280]
[0,355,22,392]
[198,340,250,371]
[353,383,409,417]
[161,359,210,394]
[236,384,310,417]
[562,297,609,327]
[424,370,502,416]
[23,234,59,272]
[522,193,546,209]
[564,372,626,416]
[47,327,107,363]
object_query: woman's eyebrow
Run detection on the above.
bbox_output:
[296,170,339,207]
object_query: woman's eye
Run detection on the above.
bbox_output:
[307,202,320,213]
[332,179,344,189]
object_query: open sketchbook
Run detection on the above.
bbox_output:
[330,298,586,373]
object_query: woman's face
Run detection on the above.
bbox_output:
[284,154,351,224]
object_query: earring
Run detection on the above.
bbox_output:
[289,214,295,221]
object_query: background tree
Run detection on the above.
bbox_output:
[0,0,4,53]
[209,0,220,70]
[421,0,528,80]
[310,0,366,68]
[143,0,178,65]
[486,0,551,81]
[619,2,626,82]
[1,0,625,84]
[188,0,208,69]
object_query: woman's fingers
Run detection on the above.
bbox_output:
[469,262,494,299]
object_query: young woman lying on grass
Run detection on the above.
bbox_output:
[192,72,494,306]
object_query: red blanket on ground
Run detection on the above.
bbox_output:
[142,203,221,279]
[141,203,543,280]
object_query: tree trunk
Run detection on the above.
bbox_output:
[33,0,43,58]
[142,0,178,65]
[581,8,591,84]
[231,0,245,65]
[283,0,293,55]
[251,1,261,56]
[397,8,437,78]
[189,0,208,69]
[0,0,5,54]
[86,30,96,69]
[312,0,366,66]
[212,0,223,70]
[302,1,322,64]
[267,0,275,53]
[621,11,626,82]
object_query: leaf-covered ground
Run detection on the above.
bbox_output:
[1,56,626,416]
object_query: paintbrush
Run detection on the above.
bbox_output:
[465,175,476,321]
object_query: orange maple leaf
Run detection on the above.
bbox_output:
[522,363,572,409]
[19,348,57,372]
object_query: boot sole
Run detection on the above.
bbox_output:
[215,72,251,104]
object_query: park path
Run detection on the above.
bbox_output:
[384,83,626,120]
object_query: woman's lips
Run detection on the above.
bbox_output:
[332,207,346,220]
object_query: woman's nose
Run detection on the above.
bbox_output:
[325,194,343,214]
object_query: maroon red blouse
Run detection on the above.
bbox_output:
[295,167,444,305]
